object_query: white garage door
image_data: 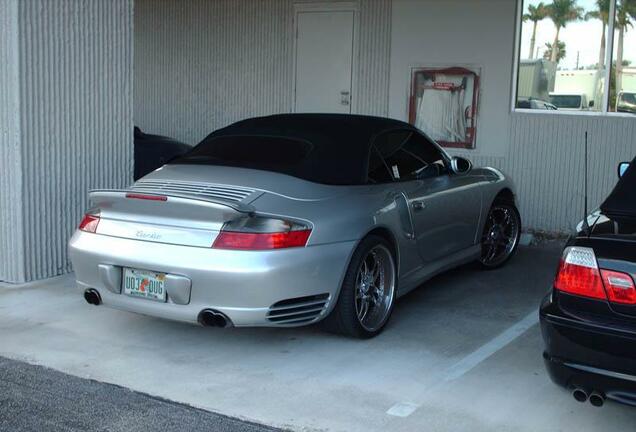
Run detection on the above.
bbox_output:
[294,9,355,113]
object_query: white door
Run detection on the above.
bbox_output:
[294,10,355,113]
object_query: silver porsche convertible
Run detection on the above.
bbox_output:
[70,114,520,338]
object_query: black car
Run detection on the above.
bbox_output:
[540,158,636,407]
[134,127,191,180]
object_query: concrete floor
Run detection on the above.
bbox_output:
[1,243,635,431]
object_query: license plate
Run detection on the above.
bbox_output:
[122,268,167,302]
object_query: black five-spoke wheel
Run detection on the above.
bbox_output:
[479,202,521,269]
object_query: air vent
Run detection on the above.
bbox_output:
[131,180,256,203]
[267,293,330,325]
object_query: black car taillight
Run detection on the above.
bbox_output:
[601,269,636,305]
[554,247,606,300]
[554,246,636,305]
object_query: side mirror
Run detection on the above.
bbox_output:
[588,100,594,108]
[618,162,631,178]
[450,157,472,175]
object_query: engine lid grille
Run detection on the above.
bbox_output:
[131,180,257,203]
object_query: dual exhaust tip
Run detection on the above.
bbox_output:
[84,289,231,328]
[198,309,233,328]
[573,388,605,407]
[84,289,101,306]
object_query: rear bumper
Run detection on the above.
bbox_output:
[69,230,355,327]
[540,293,636,406]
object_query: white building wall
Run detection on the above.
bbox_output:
[390,0,636,233]
[135,0,634,234]
[0,0,26,282]
[1,0,134,283]
[2,0,632,283]
[506,114,636,232]
[134,0,392,144]
[134,0,294,145]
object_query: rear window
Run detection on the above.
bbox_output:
[173,135,312,167]
[549,95,582,109]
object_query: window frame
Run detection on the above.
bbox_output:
[511,0,633,117]
[368,127,452,184]
[408,66,481,149]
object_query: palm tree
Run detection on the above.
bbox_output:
[615,0,636,90]
[523,3,549,59]
[543,41,567,63]
[585,0,610,68]
[546,0,584,62]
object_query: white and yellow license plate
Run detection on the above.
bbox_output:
[122,268,167,302]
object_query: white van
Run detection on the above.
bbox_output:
[549,93,590,111]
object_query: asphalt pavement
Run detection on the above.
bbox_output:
[0,356,281,432]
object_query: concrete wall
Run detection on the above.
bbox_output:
[389,0,635,233]
[0,0,134,283]
[134,0,392,144]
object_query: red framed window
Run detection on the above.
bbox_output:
[408,66,480,149]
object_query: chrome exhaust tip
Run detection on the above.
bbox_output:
[589,391,605,407]
[84,288,102,306]
[572,388,589,403]
[198,309,232,328]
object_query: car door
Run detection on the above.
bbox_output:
[373,129,482,263]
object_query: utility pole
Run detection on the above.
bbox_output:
[576,51,580,70]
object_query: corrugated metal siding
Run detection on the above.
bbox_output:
[356,0,392,116]
[0,0,26,282]
[507,114,636,232]
[454,113,636,233]
[15,0,133,282]
[134,0,295,145]
[134,0,393,143]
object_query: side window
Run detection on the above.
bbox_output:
[367,147,393,184]
[374,130,447,182]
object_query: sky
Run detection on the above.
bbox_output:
[520,0,636,70]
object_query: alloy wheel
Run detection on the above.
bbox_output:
[354,244,396,332]
[480,203,520,268]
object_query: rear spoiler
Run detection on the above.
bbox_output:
[89,189,256,214]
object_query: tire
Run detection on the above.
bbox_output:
[479,201,522,269]
[322,235,397,338]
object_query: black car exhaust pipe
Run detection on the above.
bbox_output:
[198,309,232,328]
[84,289,101,306]
[572,388,589,403]
[589,391,605,407]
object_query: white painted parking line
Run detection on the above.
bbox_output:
[442,310,539,382]
[386,402,419,417]
[386,311,539,418]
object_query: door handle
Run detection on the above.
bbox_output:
[412,200,425,211]
[340,91,350,106]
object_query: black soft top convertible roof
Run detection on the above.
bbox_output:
[600,156,636,222]
[174,114,415,185]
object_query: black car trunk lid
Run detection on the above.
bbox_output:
[588,218,636,318]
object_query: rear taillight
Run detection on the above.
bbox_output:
[78,214,100,233]
[213,230,311,250]
[212,217,311,250]
[601,269,636,305]
[554,246,636,305]
[554,247,606,300]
